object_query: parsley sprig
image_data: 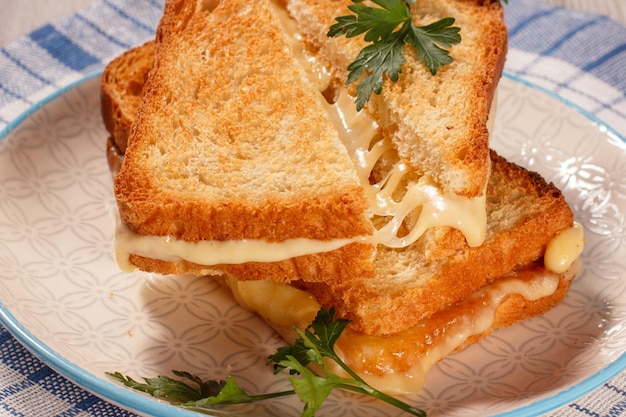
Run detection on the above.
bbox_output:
[108,308,426,416]
[327,0,462,110]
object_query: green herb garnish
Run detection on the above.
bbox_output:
[327,0,462,110]
[108,308,426,416]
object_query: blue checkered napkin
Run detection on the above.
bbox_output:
[0,0,625,416]
[505,0,626,136]
[1,325,138,416]
[0,0,165,132]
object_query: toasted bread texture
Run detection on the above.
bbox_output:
[299,151,574,335]
[102,0,579,394]
[101,40,155,154]
[286,0,508,197]
[102,4,571,328]
[113,0,377,282]
[102,1,507,201]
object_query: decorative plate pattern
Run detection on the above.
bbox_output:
[0,74,624,417]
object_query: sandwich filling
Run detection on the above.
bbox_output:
[115,215,366,270]
[224,259,580,393]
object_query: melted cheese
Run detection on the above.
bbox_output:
[226,261,579,394]
[223,276,320,341]
[115,216,366,271]
[270,2,488,248]
[270,1,332,92]
[324,90,487,247]
[544,222,584,273]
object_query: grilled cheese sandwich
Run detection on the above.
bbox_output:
[101,0,583,396]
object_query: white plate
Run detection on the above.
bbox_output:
[0,74,624,417]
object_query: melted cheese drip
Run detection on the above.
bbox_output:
[323,90,487,247]
[271,1,332,93]
[544,222,584,273]
[222,276,320,341]
[226,261,579,394]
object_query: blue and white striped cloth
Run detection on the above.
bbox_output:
[1,0,625,416]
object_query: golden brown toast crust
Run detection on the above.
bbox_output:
[299,151,574,335]
[106,125,376,284]
[286,0,508,197]
[103,1,508,200]
[113,0,375,281]
[101,41,155,154]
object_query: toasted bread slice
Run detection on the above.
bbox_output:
[101,40,155,155]
[108,0,510,283]
[103,3,575,392]
[286,0,508,197]
[113,0,376,283]
[102,0,507,199]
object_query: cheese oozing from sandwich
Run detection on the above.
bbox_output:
[271,2,489,249]
[544,222,584,273]
[323,88,489,248]
[223,260,580,394]
[115,213,366,271]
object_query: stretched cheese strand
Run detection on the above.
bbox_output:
[322,90,488,247]
[269,2,488,248]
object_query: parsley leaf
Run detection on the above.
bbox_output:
[269,307,350,375]
[328,0,409,41]
[284,357,341,417]
[106,370,226,403]
[108,372,295,407]
[109,308,427,416]
[269,308,427,417]
[328,0,461,110]
[185,376,294,406]
[270,338,313,374]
